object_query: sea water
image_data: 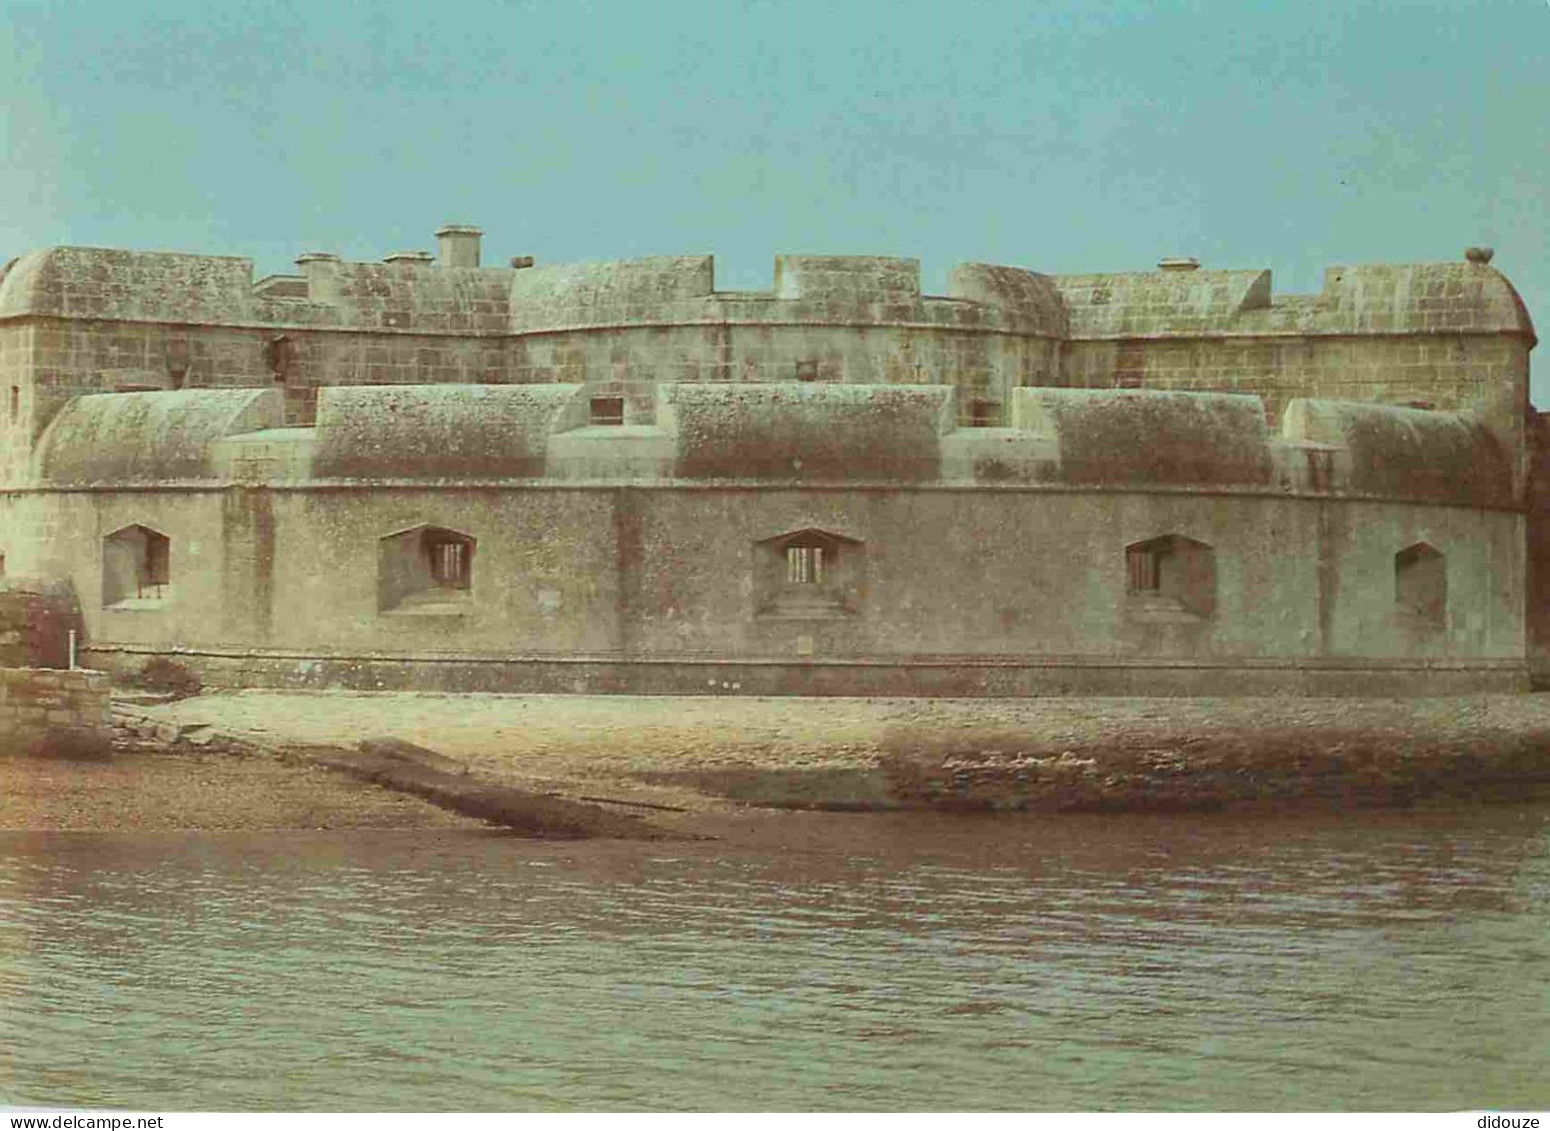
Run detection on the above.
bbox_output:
[1,805,1547,1111]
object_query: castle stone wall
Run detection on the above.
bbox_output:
[11,476,1525,696]
[0,239,1536,696]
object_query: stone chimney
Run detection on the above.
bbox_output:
[295,252,341,302]
[436,225,483,268]
[1158,257,1200,273]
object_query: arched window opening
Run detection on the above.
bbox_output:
[1125,534,1216,620]
[756,528,863,619]
[103,525,172,608]
[1395,543,1446,630]
[378,525,476,614]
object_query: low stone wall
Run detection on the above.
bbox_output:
[0,667,113,757]
[80,647,1528,698]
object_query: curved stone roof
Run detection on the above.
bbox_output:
[1015,388,1275,487]
[0,248,265,325]
[311,384,581,480]
[22,381,1521,504]
[1052,269,1272,338]
[35,388,281,485]
[947,264,1070,338]
[663,383,953,482]
[1053,262,1536,342]
[1282,399,1514,506]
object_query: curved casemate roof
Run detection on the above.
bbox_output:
[21,382,1522,507]
[311,384,580,481]
[662,383,953,483]
[1283,399,1514,507]
[34,388,281,485]
[1014,388,1275,488]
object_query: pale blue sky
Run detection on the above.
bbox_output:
[3,0,1545,398]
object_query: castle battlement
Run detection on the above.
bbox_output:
[0,239,1533,343]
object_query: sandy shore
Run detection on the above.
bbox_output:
[7,690,1549,834]
[0,740,483,833]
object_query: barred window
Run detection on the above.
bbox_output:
[787,544,825,585]
[1126,544,1161,592]
[428,537,470,589]
[1124,534,1216,619]
[379,525,476,612]
[757,528,861,621]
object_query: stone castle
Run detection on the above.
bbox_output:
[0,225,1541,695]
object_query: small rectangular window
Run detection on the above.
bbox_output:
[9,386,19,422]
[795,360,819,382]
[1126,546,1160,592]
[428,540,470,588]
[968,399,999,427]
[590,396,625,426]
[787,545,825,584]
